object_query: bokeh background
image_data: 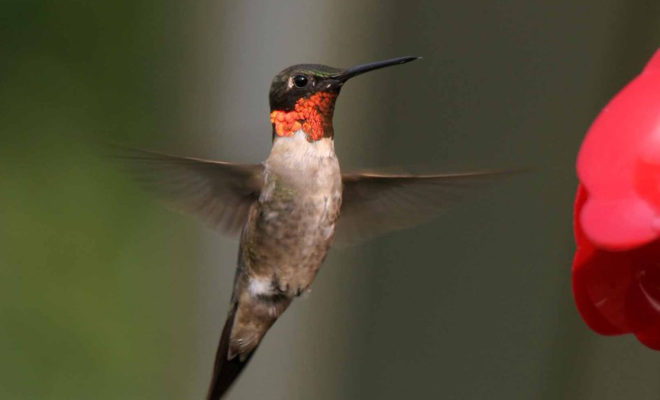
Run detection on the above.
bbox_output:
[3,1,660,399]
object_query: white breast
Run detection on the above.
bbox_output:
[264,130,341,194]
[268,130,336,165]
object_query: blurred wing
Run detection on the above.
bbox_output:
[336,170,506,245]
[115,146,263,236]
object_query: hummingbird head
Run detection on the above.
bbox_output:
[269,56,419,141]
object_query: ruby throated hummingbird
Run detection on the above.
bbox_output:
[122,56,499,399]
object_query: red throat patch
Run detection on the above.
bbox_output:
[270,92,338,141]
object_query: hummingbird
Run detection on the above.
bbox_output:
[120,56,500,399]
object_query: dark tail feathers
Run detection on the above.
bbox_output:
[206,304,256,400]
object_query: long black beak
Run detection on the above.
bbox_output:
[336,56,420,82]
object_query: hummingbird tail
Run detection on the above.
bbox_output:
[206,303,255,400]
[206,278,294,398]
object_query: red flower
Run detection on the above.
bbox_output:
[574,49,660,350]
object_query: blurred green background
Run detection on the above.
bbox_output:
[3,1,660,399]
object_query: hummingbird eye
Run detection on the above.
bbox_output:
[293,75,308,88]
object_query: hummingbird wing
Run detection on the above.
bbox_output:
[336,170,507,245]
[114,146,263,236]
